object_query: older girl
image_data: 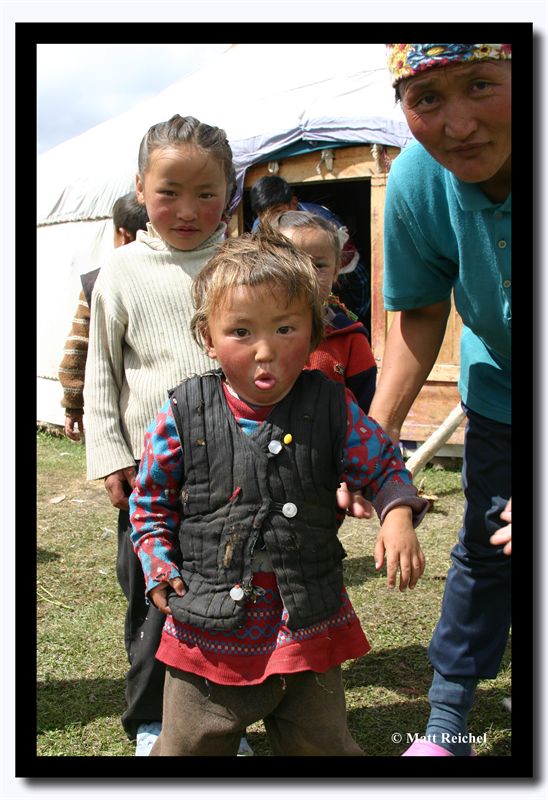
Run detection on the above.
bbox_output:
[84,115,235,753]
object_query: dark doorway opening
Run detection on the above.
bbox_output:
[242,176,372,335]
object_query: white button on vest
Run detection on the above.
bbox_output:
[230,586,245,602]
[503,280,511,288]
[282,502,298,518]
[498,240,507,249]
[268,440,283,455]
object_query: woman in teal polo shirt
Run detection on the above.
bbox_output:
[369,43,512,756]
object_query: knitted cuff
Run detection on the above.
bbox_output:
[146,565,182,594]
[374,483,430,527]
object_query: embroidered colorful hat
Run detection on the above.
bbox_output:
[386,43,512,86]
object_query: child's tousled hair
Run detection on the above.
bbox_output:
[137,114,236,209]
[268,209,342,273]
[191,228,325,352]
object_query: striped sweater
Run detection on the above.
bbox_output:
[84,223,225,481]
[58,289,90,412]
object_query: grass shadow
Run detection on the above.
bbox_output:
[344,643,431,691]
[343,554,377,585]
[422,507,455,517]
[37,548,62,564]
[37,677,127,732]
[425,486,463,499]
[344,638,511,692]
[346,685,512,756]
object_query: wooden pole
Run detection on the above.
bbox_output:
[405,403,466,478]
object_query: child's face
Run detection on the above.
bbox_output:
[283,227,339,303]
[204,284,313,407]
[136,144,228,251]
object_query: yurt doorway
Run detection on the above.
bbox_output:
[241,175,372,337]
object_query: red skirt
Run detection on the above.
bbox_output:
[156,571,371,685]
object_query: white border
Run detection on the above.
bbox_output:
[3,2,546,797]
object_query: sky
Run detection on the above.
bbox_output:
[36,43,230,154]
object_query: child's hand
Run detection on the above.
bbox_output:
[374,506,425,591]
[150,577,186,615]
[490,498,511,555]
[64,411,84,441]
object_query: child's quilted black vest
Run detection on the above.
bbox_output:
[167,368,347,631]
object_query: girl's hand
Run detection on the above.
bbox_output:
[104,467,137,510]
[374,506,425,591]
[150,577,186,615]
[490,498,511,555]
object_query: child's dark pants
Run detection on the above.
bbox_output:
[116,508,166,739]
[150,665,364,756]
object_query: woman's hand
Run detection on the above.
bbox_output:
[490,498,511,555]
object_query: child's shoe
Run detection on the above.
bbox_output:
[402,739,476,756]
[237,735,254,756]
[135,721,162,756]
[402,740,454,756]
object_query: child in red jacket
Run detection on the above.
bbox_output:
[271,210,377,414]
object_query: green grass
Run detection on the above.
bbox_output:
[36,430,511,757]
[37,429,134,756]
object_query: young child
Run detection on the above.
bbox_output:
[270,209,376,414]
[129,230,428,756]
[83,114,236,755]
[58,192,149,441]
[249,175,371,330]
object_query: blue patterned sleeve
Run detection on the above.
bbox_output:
[342,389,429,525]
[129,399,184,593]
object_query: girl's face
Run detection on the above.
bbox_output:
[136,144,228,250]
[283,226,339,303]
[400,61,511,202]
[203,284,313,407]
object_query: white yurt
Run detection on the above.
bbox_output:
[38,43,423,432]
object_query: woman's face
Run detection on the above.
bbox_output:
[400,60,511,201]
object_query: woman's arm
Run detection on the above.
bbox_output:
[368,300,451,443]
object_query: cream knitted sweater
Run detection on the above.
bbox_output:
[84,223,225,480]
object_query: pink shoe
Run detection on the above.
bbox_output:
[402,739,477,756]
[402,740,454,756]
